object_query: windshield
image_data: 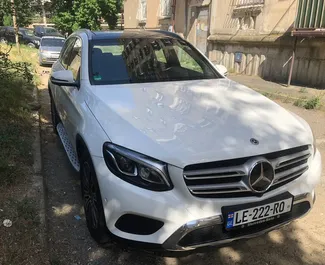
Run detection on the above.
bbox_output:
[90,38,220,85]
[41,38,65,47]
[45,27,58,34]
[20,29,34,36]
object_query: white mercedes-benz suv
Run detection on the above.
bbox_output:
[48,29,322,251]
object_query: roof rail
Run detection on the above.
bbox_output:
[74,29,95,39]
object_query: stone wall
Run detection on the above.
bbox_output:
[208,37,325,88]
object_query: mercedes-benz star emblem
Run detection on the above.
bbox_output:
[249,161,275,193]
[250,138,259,145]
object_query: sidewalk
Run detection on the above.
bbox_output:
[229,74,325,109]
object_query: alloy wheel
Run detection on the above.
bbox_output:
[82,161,99,230]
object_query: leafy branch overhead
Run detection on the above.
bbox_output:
[0,0,40,27]
[52,0,122,33]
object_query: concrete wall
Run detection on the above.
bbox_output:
[124,0,139,28]
[147,0,160,28]
[174,0,186,37]
[208,0,325,88]
[208,38,325,88]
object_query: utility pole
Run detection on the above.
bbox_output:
[10,0,20,53]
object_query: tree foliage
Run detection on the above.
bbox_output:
[0,0,39,27]
[52,0,121,33]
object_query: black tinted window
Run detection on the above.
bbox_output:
[90,38,220,85]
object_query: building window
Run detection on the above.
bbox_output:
[160,0,172,18]
[137,0,147,22]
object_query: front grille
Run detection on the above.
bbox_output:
[184,145,311,198]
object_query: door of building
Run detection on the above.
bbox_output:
[196,7,209,55]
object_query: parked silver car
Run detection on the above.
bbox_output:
[39,36,65,66]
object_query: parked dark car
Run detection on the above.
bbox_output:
[0,26,40,48]
[34,26,63,38]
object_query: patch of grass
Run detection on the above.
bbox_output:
[299,87,307,93]
[304,96,322,109]
[294,96,322,109]
[294,97,307,107]
[0,44,35,186]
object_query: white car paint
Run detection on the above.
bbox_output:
[49,30,322,250]
[88,79,313,168]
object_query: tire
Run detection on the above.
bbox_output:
[27,42,35,48]
[80,150,111,245]
[0,37,7,44]
[50,95,60,134]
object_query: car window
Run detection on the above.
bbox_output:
[45,27,58,34]
[68,38,82,81]
[173,46,203,73]
[41,38,65,47]
[155,49,167,63]
[90,38,219,85]
[60,37,76,69]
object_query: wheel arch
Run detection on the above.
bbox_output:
[76,134,92,160]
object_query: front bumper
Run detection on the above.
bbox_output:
[163,192,313,250]
[91,149,322,251]
[39,53,59,64]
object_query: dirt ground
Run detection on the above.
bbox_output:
[38,69,325,265]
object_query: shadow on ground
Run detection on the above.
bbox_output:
[37,72,325,265]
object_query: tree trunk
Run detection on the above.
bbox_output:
[10,0,20,53]
[42,1,47,26]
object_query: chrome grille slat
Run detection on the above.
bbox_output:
[184,167,245,177]
[188,182,249,192]
[184,172,245,180]
[191,189,250,195]
[274,163,309,180]
[183,145,311,198]
[273,167,309,185]
[275,150,311,168]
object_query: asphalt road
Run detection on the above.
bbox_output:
[38,70,325,265]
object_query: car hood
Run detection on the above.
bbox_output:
[41,46,62,52]
[86,79,313,168]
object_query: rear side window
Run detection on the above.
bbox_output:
[89,37,220,85]
[68,39,82,80]
[60,37,76,69]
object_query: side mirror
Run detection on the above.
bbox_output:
[51,70,78,87]
[214,64,228,77]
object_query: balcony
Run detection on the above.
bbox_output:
[234,0,264,8]
[293,0,325,37]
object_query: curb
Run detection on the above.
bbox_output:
[31,85,50,263]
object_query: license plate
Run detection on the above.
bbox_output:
[226,197,293,229]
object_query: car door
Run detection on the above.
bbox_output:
[52,37,76,134]
[56,37,83,147]
[6,29,15,43]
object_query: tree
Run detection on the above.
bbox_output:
[0,0,38,27]
[52,0,121,33]
[99,0,122,30]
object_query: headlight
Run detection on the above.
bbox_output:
[103,143,173,191]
